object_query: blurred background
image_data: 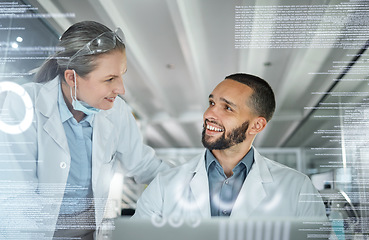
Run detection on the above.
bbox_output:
[0,0,368,237]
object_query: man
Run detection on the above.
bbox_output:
[133,73,327,220]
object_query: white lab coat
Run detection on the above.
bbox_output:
[133,148,327,220]
[0,77,169,239]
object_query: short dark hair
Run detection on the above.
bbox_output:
[225,73,276,122]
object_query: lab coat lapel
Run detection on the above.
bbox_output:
[43,113,69,155]
[91,111,114,185]
[189,153,211,218]
[231,148,273,218]
[37,78,70,155]
[92,111,114,225]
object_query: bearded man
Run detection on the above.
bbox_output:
[133,73,327,221]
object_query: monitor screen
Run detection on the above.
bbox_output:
[106,217,332,240]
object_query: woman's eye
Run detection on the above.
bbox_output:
[209,101,215,106]
[106,78,114,82]
[226,106,232,111]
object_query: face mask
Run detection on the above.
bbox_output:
[69,70,100,115]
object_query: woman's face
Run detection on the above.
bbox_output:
[75,50,127,110]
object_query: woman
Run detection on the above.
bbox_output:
[0,21,169,239]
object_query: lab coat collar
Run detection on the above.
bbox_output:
[37,78,70,156]
[37,77,60,118]
[191,147,273,182]
[56,81,95,126]
[189,150,211,218]
[231,147,273,218]
[189,147,274,218]
[253,147,273,183]
[37,77,111,121]
[36,77,115,161]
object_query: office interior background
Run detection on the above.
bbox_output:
[0,0,368,236]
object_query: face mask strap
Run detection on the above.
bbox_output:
[70,70,78,107]
[67,69,101,115]
[73,70,77,101]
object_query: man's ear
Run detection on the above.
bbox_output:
[64,69,76,88]
[248,117,267,135]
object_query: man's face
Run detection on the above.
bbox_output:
[202,79,257,150]
[202,119,249,150]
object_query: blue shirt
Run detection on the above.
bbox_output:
[205,148,254,217]
[57,83,94,215]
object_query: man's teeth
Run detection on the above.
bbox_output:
[207,124,223,132]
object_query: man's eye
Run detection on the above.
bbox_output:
[106,78,114,82]
[226,106,232,111]
[209,101,215,106]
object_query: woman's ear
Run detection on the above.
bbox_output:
[64,69,76,87]
[248,117,267,135]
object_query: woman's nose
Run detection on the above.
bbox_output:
[114,76,125,95]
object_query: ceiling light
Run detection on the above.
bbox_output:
[11,42,18,48]
[16,36,23,42]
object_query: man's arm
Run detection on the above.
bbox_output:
[297,176,327,219]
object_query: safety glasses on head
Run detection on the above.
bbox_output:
[67,28,125,69]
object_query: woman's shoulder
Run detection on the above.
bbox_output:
[21,78,58,99]
[21,81,43,98]
[0,81,42,105]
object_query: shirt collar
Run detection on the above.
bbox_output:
[57,82,94,125]
[205,147,254,175]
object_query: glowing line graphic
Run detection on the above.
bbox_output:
[151,213,166,228]
[0,81,34,134]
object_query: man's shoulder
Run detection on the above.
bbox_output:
[256,151,309,181]
[266,157,303,174]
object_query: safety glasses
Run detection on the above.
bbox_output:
[67,28,125,69]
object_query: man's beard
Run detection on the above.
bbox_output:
[201,120,249,150]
